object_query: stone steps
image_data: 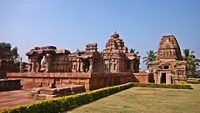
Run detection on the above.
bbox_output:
[31,85,85,100]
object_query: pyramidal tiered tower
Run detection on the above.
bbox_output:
[102,32,140,73]
[148,35,187,84]
[157,35,182,60]
[103,32,128,54]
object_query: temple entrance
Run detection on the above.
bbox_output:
[161,73,166,83]
[82,59,90,72]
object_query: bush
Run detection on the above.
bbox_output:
[186,78,200,84]
[131,82,192,89]
[186,81,200,84]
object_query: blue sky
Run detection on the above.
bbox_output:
[0,0,200,69]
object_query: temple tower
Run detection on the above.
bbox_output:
[148,35,187,84]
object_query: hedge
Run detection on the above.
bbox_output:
[186,78,200,84]
[186,81,200,84]
[131,82,192,89]
[0,82,192,113]
[0,83,133,113]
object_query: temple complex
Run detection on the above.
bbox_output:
[24,32,140,74]
[7,32,145,93]
[2,33,187,97]
[148,35,187,84]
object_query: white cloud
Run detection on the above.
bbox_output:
[20,4,31,9]
[20,0,40,10]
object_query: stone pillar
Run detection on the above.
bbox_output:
[44,54,53,72]
[31,61,36,72]
[89,59,93,72]
[80,60,83,72]
[77,59,80,72]
[28,59,32,72]
[130,60,134,71]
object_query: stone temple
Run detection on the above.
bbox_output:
[7,32,147,94]
[148,35,187,84]
[24,32,140,74]
[1,33,187,97]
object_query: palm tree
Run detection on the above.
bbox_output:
[182,49,200,77]
[143,50,157,65]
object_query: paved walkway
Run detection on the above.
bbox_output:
[0,90,36,110]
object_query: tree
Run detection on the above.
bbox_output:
[11,47,19,60]
[130,48,139,55]
[182,49,200,77]
[143,50,156,65]
[0,42,11,48]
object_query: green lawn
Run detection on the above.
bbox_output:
[65,84,200,113]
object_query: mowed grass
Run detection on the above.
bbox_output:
[65,84,200,113]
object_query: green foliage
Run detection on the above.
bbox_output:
[10,47,19,60]
[182,49,200,77]
[131,82,192,89]
[0,42,11,48]
[195,70,200,77]
[186,78,200,84]
[0,42,19,60]
[130,48,139,55]
[0,82,192,113]
[143,50,156,65]
[179,81,189,85]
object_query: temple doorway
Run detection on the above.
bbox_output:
[161,73,166,83]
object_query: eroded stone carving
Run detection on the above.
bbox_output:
[26,46,71,72]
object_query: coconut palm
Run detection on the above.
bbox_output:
[143,50,156,65]
[182,49,200,76]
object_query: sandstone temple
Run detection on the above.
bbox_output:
[24,32,140,73]
[148,35,187,84]
[0,32,187,98]
[4,32,146,94]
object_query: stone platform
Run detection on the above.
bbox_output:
[7,72,152,91]
[31,84,85,100]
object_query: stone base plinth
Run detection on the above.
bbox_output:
[7,72,151,91]
[0,79,22,91]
